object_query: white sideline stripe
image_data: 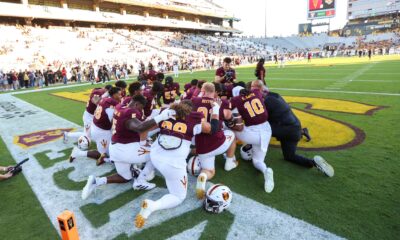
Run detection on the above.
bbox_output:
[0,94,343,240]
[324,63,375,90]
[270,87,400,96]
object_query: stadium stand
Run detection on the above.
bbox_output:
[0,0,400,91]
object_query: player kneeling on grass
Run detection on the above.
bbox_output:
[230,86,274,193]
[82,95,176,200]
[63,85,112,143]
[135,100,213,228]
[70,87,121,165]
[246,80,334,177]
[192,83,238,199]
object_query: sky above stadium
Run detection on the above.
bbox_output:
[215,0,348,37]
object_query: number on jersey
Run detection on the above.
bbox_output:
[244,98,264,117]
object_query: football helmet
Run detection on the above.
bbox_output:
[187,155,201,176]
[77,135,90,151]
[240,144,253,161]
[204,184,232,214]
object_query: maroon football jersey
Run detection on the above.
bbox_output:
[215,67,236,84]
[183,86,197,100]
[192,97,230,154]
[184,83,191,92]
[121,96,132,107]
[192,88,202,98]
[159,112,202,141]
[93,97,119,130]
[162,82,180,104]
[111,105,144,144]
[86,88,106,115]
[231,90,268,126]
[222,83,234,99]
[147,69,157,82]
[143,89,156,117]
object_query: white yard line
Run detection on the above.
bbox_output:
[270,87,400,96]
[324,63,377,90]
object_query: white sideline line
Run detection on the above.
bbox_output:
[270,87,400,96]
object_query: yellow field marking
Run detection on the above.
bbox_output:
[282,96,381,115]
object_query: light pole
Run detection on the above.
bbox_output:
[264,0,267,38]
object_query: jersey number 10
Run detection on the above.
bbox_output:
[244,98,264,117]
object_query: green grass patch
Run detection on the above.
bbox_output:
[0,136,59,239]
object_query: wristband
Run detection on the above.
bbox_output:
[212,105,220,116]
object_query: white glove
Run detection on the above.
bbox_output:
[212,102,220,116]
[154,109,176,124]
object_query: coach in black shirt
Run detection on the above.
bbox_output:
[249,80,334,176]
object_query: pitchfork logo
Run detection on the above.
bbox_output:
[138,147,150,156]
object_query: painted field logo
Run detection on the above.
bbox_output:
[51,90,385,151]
[14,128,74,149]
[270,96,384,150]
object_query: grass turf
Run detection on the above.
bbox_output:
[2,56,400,239]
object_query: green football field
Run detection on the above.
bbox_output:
[1,56,400,240]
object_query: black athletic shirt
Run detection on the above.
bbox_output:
[264,92,300,127]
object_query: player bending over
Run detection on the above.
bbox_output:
[69,87,121,165]
[192,83,238,199]
[63,85,111,142]
[231,85,274,193]
[250,80,334,177]
[81,95,176,199]
[135,100,212,228]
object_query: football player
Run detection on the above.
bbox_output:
[135,100,213,228]
[69,87,121,165]
[250,80,334,177]
[161,76,180,107]
[192,83,238,199]
[115,80,127,99]
[81,95,176,200]
[63,85,112,142]
[215,57,236,84]
[181,79,198,100]
[231,85,274,193]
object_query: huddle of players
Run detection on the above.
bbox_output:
[63,57,334,228]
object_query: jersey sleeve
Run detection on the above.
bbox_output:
[106,108,115,122]
[193,124,203,135]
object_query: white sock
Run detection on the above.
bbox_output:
[68,132,84,139]
[152,194,183,211]
[199,172,208,181]
[253,161,267,173]
[77,149,88,157]
[138,161,155,182]
[226,157,235,163]
[104,157,111,163]
[95,177,107,186]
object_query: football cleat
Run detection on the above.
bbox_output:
[82,175,96,200]
[302,128,311,142]
[135,199,154,228]
[63,131,68,144]
[132,179,156,191]
[313,156,334,177]
[96,153,107,166]
[69,147,80,163]
[224,158,239,172]
[196,173,207,199]
[264,168,274,193]
[145,170,155,182]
